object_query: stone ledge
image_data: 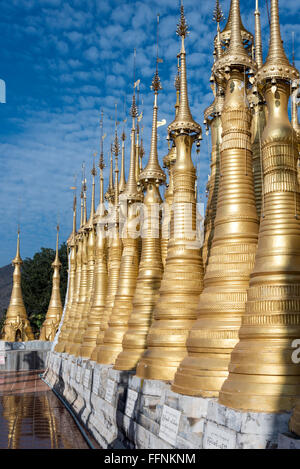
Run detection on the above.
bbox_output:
[43,350,293,450]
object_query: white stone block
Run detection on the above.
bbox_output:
[203,421,237,449]
[207,400,226,426]
[178,395,210,419]
[240,411,290,436]
[142,379,168,397]
[237,432,275,449]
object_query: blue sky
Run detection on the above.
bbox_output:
[0,0,299,266]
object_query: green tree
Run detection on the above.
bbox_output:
[21,243,68,337]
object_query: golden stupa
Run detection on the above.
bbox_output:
[39,225,63,341]
[73,163,97,357]
[219,0,300,413]
[2,229,34,342]
[172,0,259,397]
[97,93,143,365]
[80,118,109,359]
[114,39,166,371]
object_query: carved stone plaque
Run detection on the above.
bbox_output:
[203,421,236,449]
[125,389,138,418]
[159,405,181,446]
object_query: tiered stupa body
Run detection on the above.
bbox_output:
[202,77,224,270]
[136,5,203,381]
[219,0,300,412]
[73,166,97,356]
[64,180,87,354]
[91,151,123,362]
[80,151,108,358]
[2,230,34,341]
[114,62,166,371]
[172,0,259,397]
[161,71,180,268]
[55,193,77,352]
[97,95,143,365]
[39,226,63,341]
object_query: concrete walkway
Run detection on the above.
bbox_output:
[0,370,100,449]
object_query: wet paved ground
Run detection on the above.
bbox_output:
[0,370,99,449]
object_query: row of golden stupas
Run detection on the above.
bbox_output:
[2,0,300,436]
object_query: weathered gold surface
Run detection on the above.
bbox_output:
[136,5,203,381]
[2,230,34,341]
[219,2,300,412]
[40,226,63,341]
[114,65,166,371]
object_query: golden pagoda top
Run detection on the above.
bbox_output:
[13,227,22,266]
[119,130,127,193]
[219,0,253,45]
[139,16,166,185]
[52,225,61,269]
[121,91,143,202]
[213,0,256,74]
[168,2,202,143]
[256,0,299,83]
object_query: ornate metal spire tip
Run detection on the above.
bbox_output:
[152,70,162,92]
[176,4,189,38]
[213,0,225,23]
[130,94,138,118]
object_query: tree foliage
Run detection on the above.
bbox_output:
[21,243,68,337]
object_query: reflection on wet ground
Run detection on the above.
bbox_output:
[0,370,99,449]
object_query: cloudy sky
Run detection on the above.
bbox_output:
[0,0,299,266]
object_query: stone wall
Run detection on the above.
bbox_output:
[0,340,52,371]
[43,350,295,449]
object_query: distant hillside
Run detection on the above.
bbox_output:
[0,264,13,316]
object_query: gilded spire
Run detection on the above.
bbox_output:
[119,130,126,193]
[105,145,114,201]
[113,108,120,211]
[122,88,142,201]
[83,165,87,226]
[213,0,225,60]
[13,227,22,265]
[222,0,249,38]
[254,0,263,69]
[52,224,61,268]
[87,158,96,227]
[214,0,255,72]
[2,228,34,341]
[257,0,299,82]
[168,2,202,141]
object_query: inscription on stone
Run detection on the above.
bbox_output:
[204,422,236,449]
[125,389,138,418]
[92,369,101,394]
[159,405,181,446]
[83,369,91,388]
[105,379,115,403]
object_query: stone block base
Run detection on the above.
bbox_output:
[43,351,292,449]
[0,340,52,371]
